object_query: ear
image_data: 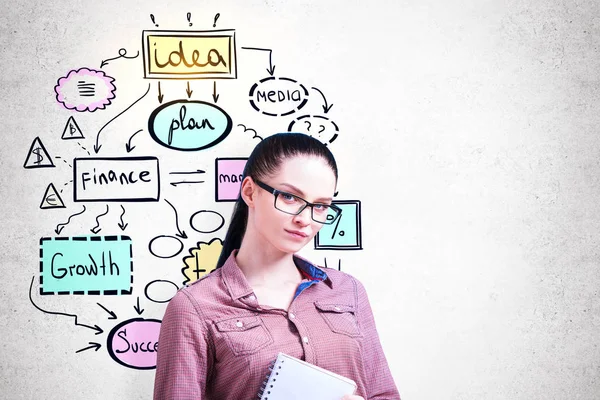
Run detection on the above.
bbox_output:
[240,177,257,208]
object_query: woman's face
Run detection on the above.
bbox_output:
[249,155,337,254]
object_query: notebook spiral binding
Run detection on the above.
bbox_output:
[257,358,278,399]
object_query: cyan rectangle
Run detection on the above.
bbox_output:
[315,200,362,250]
[40,236,133,295]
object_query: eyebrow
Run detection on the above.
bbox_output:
[278,183,333,203]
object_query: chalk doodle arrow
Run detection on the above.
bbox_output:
[100,48,140,68]
[157,81,164,103]
[94,83,150,153]
[125,129,142,153]
[117,205,129,231]
[164,199,187,239]
[241,47,276,76]
[134,297,144,316]
[169,169,206,186]
[311,87,334,113]
[90,205,110,234]
[186,81,193,99]
[97,303,117,320]
[212,81,220,103]
[169,180,205,187]
[55,205,86,235]
[29,276,103,335]
[76,342,102,353]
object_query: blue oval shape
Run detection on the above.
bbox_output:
[148,100,232,151]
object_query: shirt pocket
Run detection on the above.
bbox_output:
[314,301,363,338]
[214,315,273,356]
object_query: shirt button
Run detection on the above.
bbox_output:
[334,306,341,311]
[248,295,256,301]
[289,313,295,319]
[302,336,309,344]
[236,321,243,328]
[256,307,262,311]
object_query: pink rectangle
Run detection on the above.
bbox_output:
[216,158,247,201]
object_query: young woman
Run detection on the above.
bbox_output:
[154,133,400,399]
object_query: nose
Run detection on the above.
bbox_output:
[293,205,312,225]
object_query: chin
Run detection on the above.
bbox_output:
[277,238,311,254]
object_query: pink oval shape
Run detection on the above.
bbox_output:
[107,318,161,369]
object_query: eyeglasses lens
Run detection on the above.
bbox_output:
[275,194,339,224]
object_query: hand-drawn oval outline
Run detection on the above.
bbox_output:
[106,318,162,370]
[288,114,339,146]
[189,210,225,234]
[148,235,184,259]
[148,99,233,151]
[248,76,309,117]
[144,279,179,303]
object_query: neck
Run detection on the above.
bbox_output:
[235,225,302,287]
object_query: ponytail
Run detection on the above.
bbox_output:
[216,197,248,268]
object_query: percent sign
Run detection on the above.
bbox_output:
[329,213,345,239]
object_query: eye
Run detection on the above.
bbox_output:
[313,204,330,213]
[280,193,298,202]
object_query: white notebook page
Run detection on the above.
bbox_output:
[259,352,357,400]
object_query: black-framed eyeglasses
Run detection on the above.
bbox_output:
[254,180,342,224]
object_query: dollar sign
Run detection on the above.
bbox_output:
[32,147,43,165]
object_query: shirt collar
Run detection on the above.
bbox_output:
[220,249,333,300]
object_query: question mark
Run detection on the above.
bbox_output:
[318,125,325,134]
[304,121,312,131]
[187,12,192,26]
[213,13,220,27]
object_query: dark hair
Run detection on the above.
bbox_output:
[215,132,338,268]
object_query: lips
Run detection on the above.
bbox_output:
[285,229,308,238]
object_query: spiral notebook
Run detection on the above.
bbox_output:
[258,352,357,400]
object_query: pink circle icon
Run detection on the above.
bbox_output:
[107,318,161,369]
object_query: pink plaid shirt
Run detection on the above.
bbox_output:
[154,250,401,399]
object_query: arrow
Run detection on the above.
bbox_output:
[241,47,275,76]
[134,297,144,315]
[94,83,151,153]
[170,180,205,186]
[164,199,187,239]
[55,205,86,235]
[186,81,193,98]
[76,342,102,353]
[169,169,206,175]
[125,129,142,153]
[90,205,109,234]
[212,81,219,103]
[311,87,333,113]
[118,205,128,231]
[100,48,140,68]
[29,276,103,335]
[158,81,164,103]
[97,303,117,320]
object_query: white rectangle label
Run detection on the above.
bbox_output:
[73,157,160,202]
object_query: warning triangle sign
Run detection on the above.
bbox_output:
[61,116,84,140]
[24,137,55,169]
[40,183,66,209]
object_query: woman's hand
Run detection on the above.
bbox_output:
[341,396,365,400]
